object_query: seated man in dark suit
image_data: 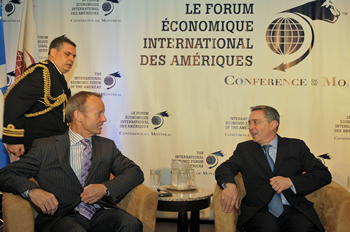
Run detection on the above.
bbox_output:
[0,91,144,232]
[215,105,332,232]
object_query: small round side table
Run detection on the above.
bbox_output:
[157,186,213,232]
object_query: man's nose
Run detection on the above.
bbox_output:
[101,114,107,122]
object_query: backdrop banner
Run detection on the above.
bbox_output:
[2,0,350,219]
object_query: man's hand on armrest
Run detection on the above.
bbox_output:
[220,183,239,213]
[28,188,59,215]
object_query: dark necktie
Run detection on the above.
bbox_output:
[262,145,284,217]
[77,139,96,220]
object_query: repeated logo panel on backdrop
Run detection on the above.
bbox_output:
[2,0,350,219]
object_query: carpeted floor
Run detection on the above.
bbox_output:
[0,208,215,232]
[0,219,215,232]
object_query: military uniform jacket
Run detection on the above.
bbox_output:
[215,135,332,232]
[0,132,144,232]
[2,61,71,151]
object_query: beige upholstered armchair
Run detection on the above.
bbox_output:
[213,173,350,232]
[2,182,158,232]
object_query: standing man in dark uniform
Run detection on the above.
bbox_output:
[2,36,77,157]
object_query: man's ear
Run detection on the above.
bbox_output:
[271,120,279,130]
[74,110,82,122]
[49,48,57,58]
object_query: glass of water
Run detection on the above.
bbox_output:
[177,170,188,189]
[187,169,196,188]
[150,169,161,191]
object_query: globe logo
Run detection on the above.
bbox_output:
[102,0,120,16]
[5,4,15,14]
[206,155,216,166]
[151,115,162,126]
[266,17,305,55]
[104,72,121,90]
[7,71,15,87]
[102,2,112,12]
[151,111,170,129]
[104,76,113,86]
[206,151,224,169]
[5,0,20,17]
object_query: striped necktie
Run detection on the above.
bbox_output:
[77,139,96,220]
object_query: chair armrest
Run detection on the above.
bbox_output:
[116,184,158,232]
[213,184,237,232]
[213,173,246,232]
[2,193,35,232]
[306,181,350,232]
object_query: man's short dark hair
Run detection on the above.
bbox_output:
[66,91,102,123]
[250,105,280,130]
[48,36,76,56]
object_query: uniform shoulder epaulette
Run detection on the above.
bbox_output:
[3,61,49,100]
[4,60,68,120]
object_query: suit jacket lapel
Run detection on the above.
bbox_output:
[274,135,287,174]
[252,142,273,175]
[57,132,81,186]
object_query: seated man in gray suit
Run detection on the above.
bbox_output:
[0,91,144,232]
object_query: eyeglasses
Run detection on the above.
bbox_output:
[248,119,267,126]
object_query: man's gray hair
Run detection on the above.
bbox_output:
[250,105,280,130]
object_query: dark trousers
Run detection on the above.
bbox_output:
[242,205,319,232]
[50,208,142,232]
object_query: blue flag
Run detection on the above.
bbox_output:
[0,138,9,168]
[0,5,10,168]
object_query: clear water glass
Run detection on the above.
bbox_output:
[150,169,161,191]
[177,170,188,189]
[187,169,196,187]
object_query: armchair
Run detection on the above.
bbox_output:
[2,183,158,232]
[213,173,350,232]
